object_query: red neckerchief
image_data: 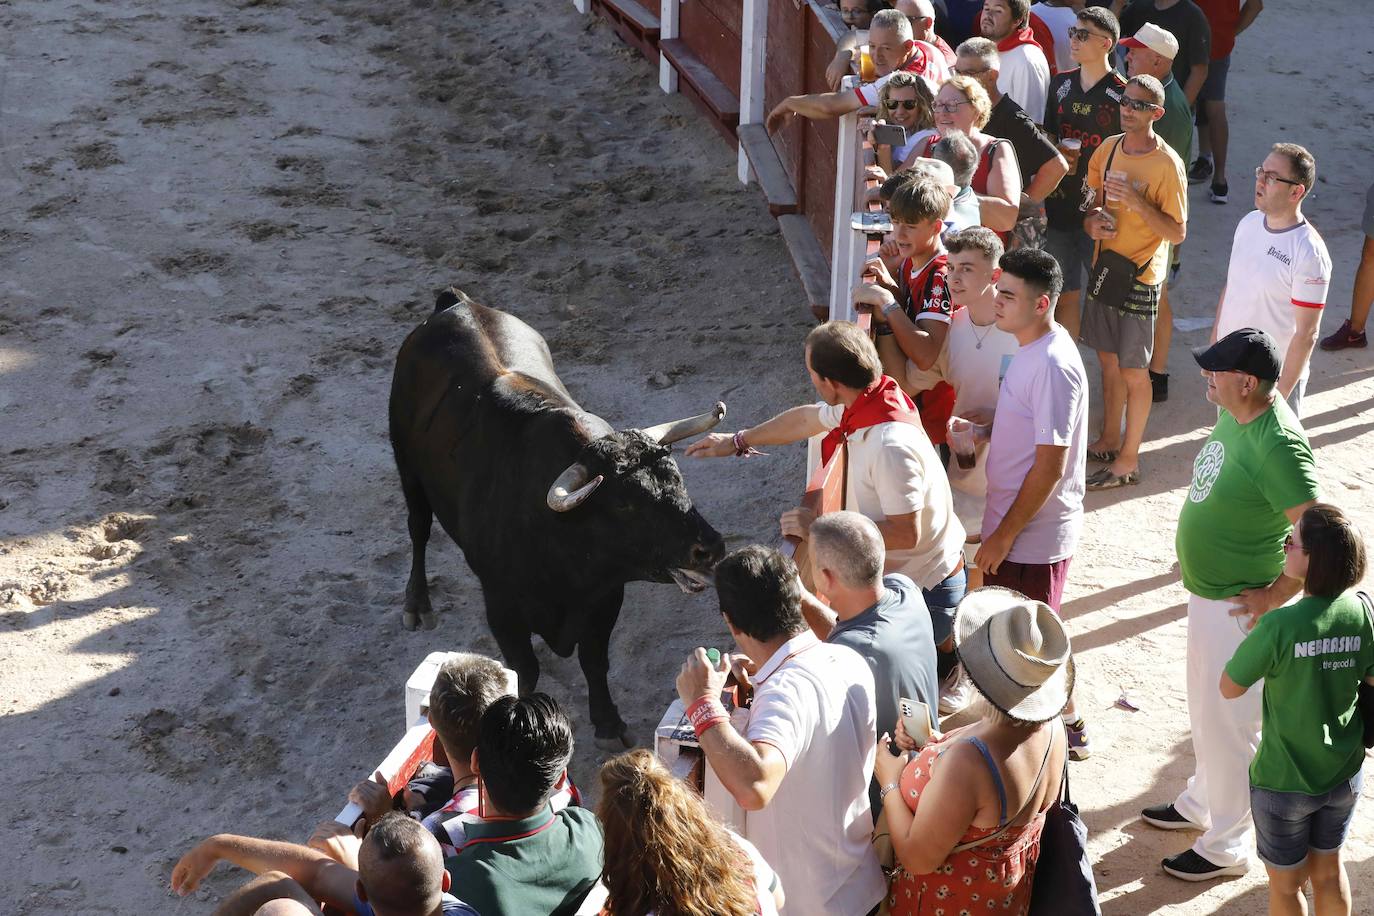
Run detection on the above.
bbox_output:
[996,25,1042,54]
[819,376,923,465]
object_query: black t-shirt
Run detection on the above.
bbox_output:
[1042,68,1127,230]
[985,95,1060,187]
[1119,0,1212,88]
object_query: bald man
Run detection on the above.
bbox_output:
[172,813,478,916]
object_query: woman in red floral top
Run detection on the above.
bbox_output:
[873,587,1073,915]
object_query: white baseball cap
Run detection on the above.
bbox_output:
[1121,23,1179,60]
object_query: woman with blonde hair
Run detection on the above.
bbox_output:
[914,74,1021,234]
[596,749,784,916]
[876,72,936,175]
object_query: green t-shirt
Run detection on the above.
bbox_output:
[1225,592,1374,794]
[1157,76,1194,168]
[446,805,603,916]
[1176,399,1318,598]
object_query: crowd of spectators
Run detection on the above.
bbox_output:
[168,1,1374,915]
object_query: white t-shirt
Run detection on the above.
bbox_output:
[982,325,1087,564]
[852,40,950,105]
[997,43,1052,125]
[743,632,885,916]
[817,401,966,587]
[1031,3,1078,73]
[1217,210,1332,381]
[935,309,1021,532]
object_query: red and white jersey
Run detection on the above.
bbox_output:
[1218,210,1332,378]
[852,40,949,105]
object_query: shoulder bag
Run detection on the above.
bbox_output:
[1084,138,1146,311]
[1356,591,1374,748]
[1027,728,1101,915]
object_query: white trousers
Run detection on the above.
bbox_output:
[1173,592,1263,867]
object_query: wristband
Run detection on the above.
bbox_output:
[686,696,729,738]
[881,299,902,318]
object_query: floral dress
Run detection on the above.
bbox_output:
[888,733,1048,916]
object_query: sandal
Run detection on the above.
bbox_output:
[1086,467,1140,490]
[1087,448,1118,463]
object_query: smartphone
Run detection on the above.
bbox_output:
[899,697,934,748]
[851,211,893,234]
[871,122,908,149]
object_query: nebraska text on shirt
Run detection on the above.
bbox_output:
[1293,635,1363,658]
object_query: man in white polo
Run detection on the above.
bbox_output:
[677,545,885,916]
[1211,142,1331,417]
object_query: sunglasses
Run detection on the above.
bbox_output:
[1067,26,1110,42]
[955,65,990,77]
[839,7,866,19]
[932,100,972,113]
[1283,533,1307,553]
[886,99,921,110]
[1255,166,1302,187]
[1120,96,1162,112]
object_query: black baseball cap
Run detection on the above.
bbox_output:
[1191,328,1281,381]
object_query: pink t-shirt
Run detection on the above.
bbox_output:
[981,325,1087,564]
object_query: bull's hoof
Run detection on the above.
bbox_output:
[419,611,439,631]
[402,611,419,631]
[593,728,636,752]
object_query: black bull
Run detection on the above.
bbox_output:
[388,289,726,745]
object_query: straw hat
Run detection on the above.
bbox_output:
[954,587,1075,723]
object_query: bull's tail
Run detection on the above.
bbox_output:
[434,286,467,314]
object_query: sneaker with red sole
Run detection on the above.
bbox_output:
[1320,319,1368,351]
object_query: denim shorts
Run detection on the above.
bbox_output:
[1250,769,1364,868]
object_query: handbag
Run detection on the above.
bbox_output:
[1356,591,1374,748]
[1085,138,1145,311]
[1028,730,1101,916]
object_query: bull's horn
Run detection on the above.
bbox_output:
[640,402,727,445]
[546,462,604,512]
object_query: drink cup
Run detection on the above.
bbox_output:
[1059,137,1082,170]
[947,417,977,470]
[859,48,877,83]
[1106,169,1129,202]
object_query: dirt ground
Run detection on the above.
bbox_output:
[0,0,1371,913]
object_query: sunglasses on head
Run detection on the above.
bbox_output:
[886,99,920,110]
[1067,26,1109,42]
[1120,96,1161,112]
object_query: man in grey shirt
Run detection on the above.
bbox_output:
[800,511,941,771]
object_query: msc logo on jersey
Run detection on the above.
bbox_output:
[1189,441,1225,503]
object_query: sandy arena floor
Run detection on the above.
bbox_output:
[1,1,1371,913]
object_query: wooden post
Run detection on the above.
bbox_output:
[659,0,680,93]
[828,77,862,324]
[736,0,769,184]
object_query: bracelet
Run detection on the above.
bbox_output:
[881,299,902,318]
[732,430,765,458]
[879,780,901,803]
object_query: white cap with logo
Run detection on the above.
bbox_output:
[1120,22,1179,60]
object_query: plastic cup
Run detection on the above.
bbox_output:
[1106,169,1129,202]
[948,417,976,470]
[1059,136,1082,170]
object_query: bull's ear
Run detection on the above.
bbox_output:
[434,287,461,312]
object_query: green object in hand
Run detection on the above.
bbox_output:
[706,648,721,666]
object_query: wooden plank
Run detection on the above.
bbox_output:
[590,0,661,63]
[681,1,742,96]
[778,213,832,320]
[738,124,798,215]
[660,38,740,141]
[697,0,744,39]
